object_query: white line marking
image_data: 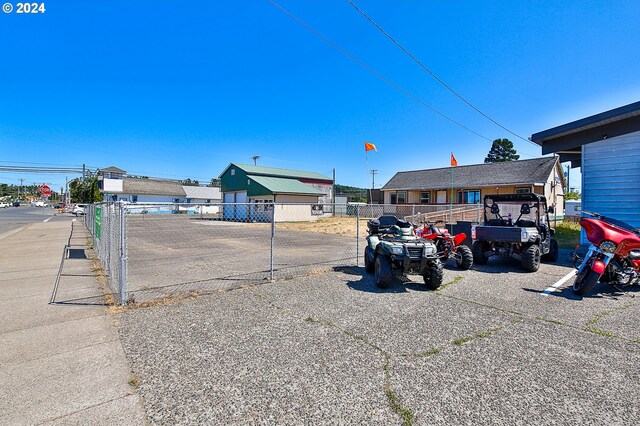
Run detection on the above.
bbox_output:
[541,270,576,296]
[43,217,53,223]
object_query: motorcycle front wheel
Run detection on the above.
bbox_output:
[573,265,600,296]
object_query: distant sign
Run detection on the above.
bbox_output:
[95,207,102,239]
[39,185,52,197]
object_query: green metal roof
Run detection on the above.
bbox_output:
[221,163,331,181]
[248,175,324,196]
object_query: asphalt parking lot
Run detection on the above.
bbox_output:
[117,252,640,425]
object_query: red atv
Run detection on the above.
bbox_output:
[417,220,474,270]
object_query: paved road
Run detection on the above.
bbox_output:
[0,205,67,236]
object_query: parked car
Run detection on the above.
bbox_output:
[0,202,9,208]
[12,200,20,207]
[72,204,87,216]
[34,201,47,207]
[54,202,65,209]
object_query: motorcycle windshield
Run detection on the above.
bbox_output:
[600,216,640,234]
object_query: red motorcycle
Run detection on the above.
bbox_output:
[417,220,474,270]
[573,211,640,295]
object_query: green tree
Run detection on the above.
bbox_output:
[484,138,520,163]
[182,178,199,186]
[69,178,103,203]
[565,190,581,200]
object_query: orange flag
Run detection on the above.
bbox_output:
[364,142,377,152]
[450,152,458,167]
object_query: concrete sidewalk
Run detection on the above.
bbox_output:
[0,218,147,425]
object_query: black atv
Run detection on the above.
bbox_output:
[364,215,443,289]
[471,193,559,272]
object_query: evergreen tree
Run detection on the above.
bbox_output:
[484,138,520,163]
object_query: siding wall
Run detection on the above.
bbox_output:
[383,184,550,205]
[582,132,640,243]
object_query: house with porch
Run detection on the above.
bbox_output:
[381,157,565,210]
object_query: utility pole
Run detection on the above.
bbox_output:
[252,156,260,166]
[19,178,23,198]
[370,169,377,204]
[566,165,570,194]
[82,164,86,180]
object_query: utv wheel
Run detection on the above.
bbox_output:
[541,239,559,263]
[455,245,474,270]
[423,260,444,290]
[521,245,541,272]
[374,255,393,289]
[573,265,599,296]
[472,241,489,265]
[364,249,374,274]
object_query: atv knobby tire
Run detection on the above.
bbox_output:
[364,249,374,274]
[455,245,474,270]
[541,239,559,263]
[521,244,541,272]
[374,255,393,288]
[472,241,489,265]
[423,260,443,290]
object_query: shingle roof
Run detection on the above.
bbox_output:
[220,163,332,181]
[122,178,186,196]
[382,157,558,191]
[249,175,325,196]
[100,166,127,174]
[182,186,222,200]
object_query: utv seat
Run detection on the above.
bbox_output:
[488,219,508,226]
[516,220,536,228]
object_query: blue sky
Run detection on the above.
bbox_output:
[1,0,639,193]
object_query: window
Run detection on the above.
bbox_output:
[186,198,191,203]
[458,190,481,204]
[206,199,211,203]
[397,191,407,204]
[132,195,138,203]
[420,192,430,204]
[515,187,531,194]
[390,193,397,204]
[230,168,235,176]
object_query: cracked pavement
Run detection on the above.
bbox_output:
[117,257,640,424]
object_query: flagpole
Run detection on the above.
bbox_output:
[450,152,455,232]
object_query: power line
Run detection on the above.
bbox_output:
[346,0,538,147]
[267,0,493,142]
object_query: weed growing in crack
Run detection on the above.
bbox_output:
[437,276,463,292]
[536,317,565,325]
[453,327,501,346]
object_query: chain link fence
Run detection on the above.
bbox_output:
[84,202,479,304]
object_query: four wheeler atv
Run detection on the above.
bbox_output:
[364,215,443,289]
[471,193,558,272]
[417,220,474,270]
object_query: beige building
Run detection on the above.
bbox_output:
[381,157,564,210]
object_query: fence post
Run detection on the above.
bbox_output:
[412,204,415,223]
[356,205,360,267]
[119,203,128,305]
[269,203,275,282]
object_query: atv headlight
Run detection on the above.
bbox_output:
[520,229,529,243]
[599,241,617,253]
[423,245,436,256]
[391,246,404,255]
